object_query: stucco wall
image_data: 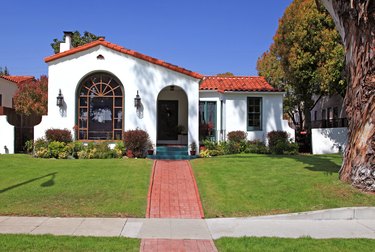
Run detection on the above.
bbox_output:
[0,115,14,154]
[312,127,348,154]
[223,92,295,142]
[35,45,200,147]
[0,79,18,108]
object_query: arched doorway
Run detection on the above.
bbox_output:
[157,85,188,145]
[76,72,124,140]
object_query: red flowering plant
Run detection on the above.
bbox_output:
[13,76,48,116]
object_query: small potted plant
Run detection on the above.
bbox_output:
[190,141,197,156]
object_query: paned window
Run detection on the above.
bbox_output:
[247,97,262,131]
[77,73,124,140]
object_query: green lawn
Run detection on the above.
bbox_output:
[191,154,375,217]
[0,234,139,252]
[0,155,151,217]
[215,237,375,252]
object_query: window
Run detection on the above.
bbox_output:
[322,109,326,120]
[199,101,217,141]
[0,94,2,106]
[77,73,124,140]
[247,97,262,131]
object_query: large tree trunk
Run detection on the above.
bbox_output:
[321,0,375,191]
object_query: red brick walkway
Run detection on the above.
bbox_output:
[140,238,217,252]
[141,160,218,252]
[146,160,204,219]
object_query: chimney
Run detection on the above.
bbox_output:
[59,31,74,53]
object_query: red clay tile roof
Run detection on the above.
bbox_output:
[44,38,203,79]
[200,76,281,93]
[0,75,34,84]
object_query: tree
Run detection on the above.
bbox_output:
[257,0,346,130]
[51,31,100,54]
[0,66,10,76]
[320,0,375,191]
[257,44,302,127]
[13,76,48,116]
[216,72,235,77]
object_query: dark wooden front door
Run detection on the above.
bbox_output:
[158,100,178,140]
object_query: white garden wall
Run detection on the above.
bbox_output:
[312,127,348,154]
[0,116,14,154]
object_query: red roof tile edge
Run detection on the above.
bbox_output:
[0,75,34,84]
[200,76,282,92]
[44,38,203,79]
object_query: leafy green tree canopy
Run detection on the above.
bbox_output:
[51,31,100,54]
[216,72,235,77]
[257,0,346,129]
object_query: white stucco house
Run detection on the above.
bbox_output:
[29,32,293,155]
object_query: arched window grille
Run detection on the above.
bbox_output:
[77,73,124,140]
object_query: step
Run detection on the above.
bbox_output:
[156,146,188,152]
[147,154,197,160]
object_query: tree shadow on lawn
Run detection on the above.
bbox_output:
[0,172,57,194]
[219,154,341,175]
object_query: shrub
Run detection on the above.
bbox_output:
[199,149,211,158]
[48,141,66,158]
[24,140,34,154]
[226,141,242,154]
[284,142,299,155]
[45,128,72,143]
[34,147,50,158]
[66,141,84,158]
[114,141,125,158]
[208,149,225,156]
[227,131,247,143]
[34,138,48,151]
[267,131,298,155]
[267,131,288,149]
[124,129,150,158]
[94,142,116,159]
[202,139,220,150]
[244,140,269,154]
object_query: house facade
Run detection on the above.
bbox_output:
[0,75,34,154]
[310,94,348,154]
[2,32,294,154]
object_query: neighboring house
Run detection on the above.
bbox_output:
[310,94,348,129]
[25,32,293,154]
[0,75,34,154]
[0,75,34,114]
[310,93,348,154]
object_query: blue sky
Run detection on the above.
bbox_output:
[0,0,292,77]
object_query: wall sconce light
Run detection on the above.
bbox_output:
[56,89,64,107]
[134,90,141,109]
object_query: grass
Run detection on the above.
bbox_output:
[191,154,375,217]
[0,234,140,252]
[215,237,375,252]
[0,154,152,217]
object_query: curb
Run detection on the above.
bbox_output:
[206,207,375,221]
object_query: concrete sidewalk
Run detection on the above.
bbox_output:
[0,207,375,239]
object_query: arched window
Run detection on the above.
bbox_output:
[77,73,124,140]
